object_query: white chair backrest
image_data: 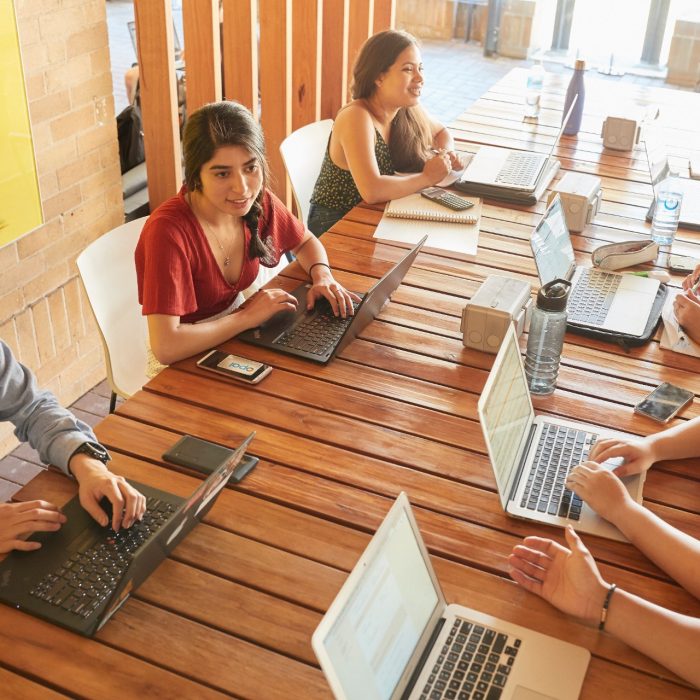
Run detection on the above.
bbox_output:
[76,217,149,399]
[280,119,333,226]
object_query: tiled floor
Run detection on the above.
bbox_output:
[3,10,693,498]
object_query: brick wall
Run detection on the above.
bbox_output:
[0,0,123,456]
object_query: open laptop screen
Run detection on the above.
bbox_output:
[320,510,439,700]
[531,197,575,285]
[479,331,533,505]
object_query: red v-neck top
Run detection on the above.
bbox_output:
[135,186,305,323]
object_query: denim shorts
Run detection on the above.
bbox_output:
[307,203,347,237]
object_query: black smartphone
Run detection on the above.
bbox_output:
[420,187,474,211]
[197,350,272,383]
[668,254,699,274]
[634,382,694,423]
[162,435,259,482]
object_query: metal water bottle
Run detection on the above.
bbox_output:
[562,59,586,136]
[524,279,571,395]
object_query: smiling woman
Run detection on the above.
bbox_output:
[307,29,463,237]
[134,101,359,370]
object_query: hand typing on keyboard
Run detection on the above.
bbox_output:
[305,266,361,319]
[565,461,633,524]
[70,454,147,531]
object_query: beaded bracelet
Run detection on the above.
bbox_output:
[308,262,332,276]
[598,583,617,631]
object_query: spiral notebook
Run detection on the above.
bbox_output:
[374,193,482,255]
[385,193,479,223]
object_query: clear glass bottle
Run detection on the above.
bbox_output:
[650,177,683,248]
[562,59,586,136]
[524,279,571,395]
[525,63,545,119]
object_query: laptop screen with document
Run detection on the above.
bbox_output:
[479,330,534,507]
[531,197,575,285]
[318,510,439,700]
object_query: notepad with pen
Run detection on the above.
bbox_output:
[385,193,478,223]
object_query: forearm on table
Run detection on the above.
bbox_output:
[356,171,432,204]
[148,313,252,366]
[616,502,700,598]
[604,588,700,688]
[645,417,700,462]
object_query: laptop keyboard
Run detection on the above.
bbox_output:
[421,618,520,700]
[274,299,360,357]
[495,151,544,187]
[520,423,597,520]
[568,269,621,326]
[28,497,176,619]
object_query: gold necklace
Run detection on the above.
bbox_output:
[202,218,233,267]
[190,194,233,267]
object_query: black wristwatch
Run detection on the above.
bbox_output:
[71,441,111,465]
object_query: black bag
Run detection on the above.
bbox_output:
[116,100,145,174]
[567,283,668,349]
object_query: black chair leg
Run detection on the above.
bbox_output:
[109,392,117,414]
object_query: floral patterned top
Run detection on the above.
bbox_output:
[310,129,394,214]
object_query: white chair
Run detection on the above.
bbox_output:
[280,119,333,226]
[77,217,149,413]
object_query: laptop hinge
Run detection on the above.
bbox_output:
[508,423,537,505]
[400,617,446,700]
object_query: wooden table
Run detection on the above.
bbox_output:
[5,68,700,698]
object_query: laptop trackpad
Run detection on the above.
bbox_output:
[512,687,556,700]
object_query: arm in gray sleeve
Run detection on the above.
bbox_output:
[0,341,96,476]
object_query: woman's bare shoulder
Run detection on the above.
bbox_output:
[335,101,374,129]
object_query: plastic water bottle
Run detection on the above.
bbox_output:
[524,279,571,395]
[562,59,586,135]
[525,63,545,118]
[650,178,683,248]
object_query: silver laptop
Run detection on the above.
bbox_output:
[643,137,700,230]
[312,492,590,700]
[477,325,645,542]
[459,97,577,192]
[531,195,659,336]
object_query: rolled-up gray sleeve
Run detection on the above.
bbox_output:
[0,341,95,475]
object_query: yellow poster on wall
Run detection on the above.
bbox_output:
[0,1,43,247]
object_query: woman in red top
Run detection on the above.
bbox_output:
[136,101,358,366]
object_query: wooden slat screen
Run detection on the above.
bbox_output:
[182,0,221,115]
[135,0,395,210]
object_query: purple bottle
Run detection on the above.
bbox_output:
[562,59,586,135]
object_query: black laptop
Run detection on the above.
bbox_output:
[239,236,427,363]
[0,432,255,637]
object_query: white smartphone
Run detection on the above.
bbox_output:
[634,382,694,423]
[196,350,272,384]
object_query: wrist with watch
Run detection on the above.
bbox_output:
[70,441,111,466]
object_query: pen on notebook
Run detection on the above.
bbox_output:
[623,270,671,283]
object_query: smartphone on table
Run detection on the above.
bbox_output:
[197,350,272,383]
[634,382,694,423]
[421,187,474,211]
[163,434,259,481]
[668,254,699,275]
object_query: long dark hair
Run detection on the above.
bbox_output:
[183,101,272,260]
[351,30,433,173]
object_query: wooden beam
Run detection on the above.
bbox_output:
[373,0,395,32]
[320,0,349,119]
[221,0,258,119]
[291,0,322,131]
[347,0,374,95]
[134,0,181,209]
[182,0,222,114]
[259,0,291,203]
